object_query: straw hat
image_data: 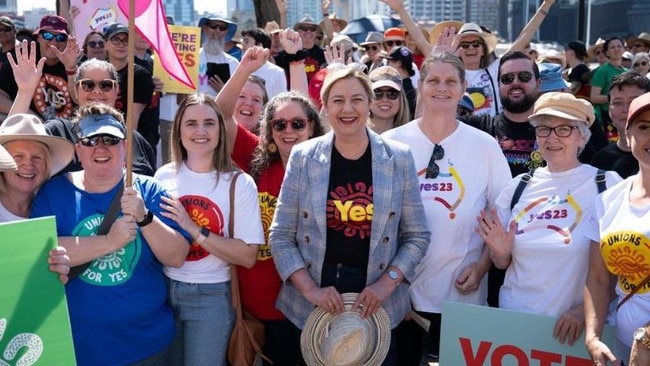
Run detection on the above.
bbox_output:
[0,144,16,171]
[300,293,391,366]
[0,114,74,177]
[587,38,606,59]
[429,20,463,45]
[320,14,348,31]
[456,23,497,54]
[627,32,650,50]
[264,21,282,35]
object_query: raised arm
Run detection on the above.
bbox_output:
[277,0,288,29]
[320,0,334,42]
[279,29,308,93]
[507,0,555,53]
[380,0,433,55]
[7,40,45,115]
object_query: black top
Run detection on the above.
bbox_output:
[275,46,326,84]
[134,56,161,150]
[114,63,157,149]
[591,143,638,178]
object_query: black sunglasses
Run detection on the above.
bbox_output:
[459,40,483,49]
[366,45,379,51]
[87,40,105,48]
[271,118,308,132]
[40,31,68,42]
[207,22,229,31]
[635,61,648,67]
[373,89,400,101]
[384,40,403,47]
[79,135,122,147]
[298,25,317,32]
[426,144,445,179]
[500,71,534,85]
[77,79,117,92]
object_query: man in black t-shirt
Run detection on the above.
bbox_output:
[275,16,326,84]
[565,41,591,101]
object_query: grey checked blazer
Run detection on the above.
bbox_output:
[269,128,430,329]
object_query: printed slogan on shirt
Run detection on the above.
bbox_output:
[180,194,225,261]
[326,182,373,239]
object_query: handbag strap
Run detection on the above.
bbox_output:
[228,172,243,318]
[617,272,650,311]
[69,182,125,279]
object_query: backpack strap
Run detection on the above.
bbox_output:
[510,170,535,210]
[595,169,607,193]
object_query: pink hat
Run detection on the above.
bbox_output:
[627,92,650,129]
[33,14,69,35]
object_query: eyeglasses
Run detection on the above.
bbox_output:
[634,43,648,49]
[459,40,483,49]
[298,25,317,32]
[87,40,105,49]
[635,61,648,67]
[384,40,403,47]
[0,27,13,33]
[366,45,379,51]
[109,36,128,46]
[79,135,122,147]
[270,118,308,132]
[426,144,445,179]
[500,71,534,85]
[77,79,117,92]
[40,31,68,43]
[594,49,604,55]
[207,22,229,31]
[534,125,578,138]
[373,89,400,100]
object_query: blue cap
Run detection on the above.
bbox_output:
[538,63,570,93]
[77,114,126,139]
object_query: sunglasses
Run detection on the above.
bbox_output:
[79,135,122,147]
[384,40,403,47]
[635,61,648,67]
[40,31,68,42]
[271,118,308,132]
[459,40,483,49]
[77,79,117,92]
[298,25,317,32]
[426,144,445,179]
[87,40,105,49]
[207,22,229,31]
[500,71,534,85]
[634,43,648,48]
[0,27,13,33]
[534,125,578,138]
[594,49,604,55]
[109,36,128,46]
[366,45,379,51]
[373,89,400,100]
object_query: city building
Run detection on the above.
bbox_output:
[162,0,195,26]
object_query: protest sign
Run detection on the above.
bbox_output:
[153,25,200,94]
[70,0,127,48]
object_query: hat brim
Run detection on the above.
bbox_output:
[300,293,391,366]
[529,108,594,128]
[627,37,650,48]
[372,80,401,91]
[0,135,74,177]
[587,43,604,59]
[458,31,497,54]
[429,20,463,45]
[199,17,237,41]
[539,79,571,93]
[82,125,126,140]
[0,144,16,171]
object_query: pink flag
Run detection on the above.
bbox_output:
[117,0,195,89]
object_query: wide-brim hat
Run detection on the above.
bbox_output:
[294,16,321,33]
[528,92,595,127]
[264,21,282,35]
[457,23,497,54]
[300,293,391,366]
[0,114,74,177]
[627,32,650,49]
[0,16,15,30]
[320,14,348,30]
[0,144,16,171]
[198,15,237,42]
[587,38,606,59]
[429,20,463,45]
[360,31,383,46]
[627,92,650,129]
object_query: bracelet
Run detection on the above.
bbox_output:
[66,68,77,76]
[540,9,548,15]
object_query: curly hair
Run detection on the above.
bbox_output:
[249,90,325,179]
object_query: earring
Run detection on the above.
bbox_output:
[267,142,278,153]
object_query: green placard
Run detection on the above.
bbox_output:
[0,216,76,365]
[441,301,616,365]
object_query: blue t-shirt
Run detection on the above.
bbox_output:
[31,174,189,366]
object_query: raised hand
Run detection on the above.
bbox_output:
[276,0,288,15]
[321,0,331,14]
[7,40,45,93]
[431,26,459,55]
[379,0,406,12]
[325,43,347,66]
[279,29,303,54]
[239,46,269,74]
[51,35,82,70]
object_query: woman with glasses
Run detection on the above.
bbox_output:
[154,93,265,365]
[80,31,106,62]
[632,52,650,77]
[382,52,510,362]
[369,66,409,133]
[270,64,430,366]
[216,41,327,365]
[477,92,621,346]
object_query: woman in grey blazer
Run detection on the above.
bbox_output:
[270,66,430,365]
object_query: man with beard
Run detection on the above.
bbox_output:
[197,15,240,97]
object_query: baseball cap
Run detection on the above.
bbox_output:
[76,114,126,139]
[381,46,414,77]
[626,92,650,129]
[369,66,403,91]
[383,28,405,42]
[103,22,128,40]
[33,14,69,36]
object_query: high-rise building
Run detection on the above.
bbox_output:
[348,0,392,20]
[0,0,16,14]
[163,0,196,26]
[406,0,466,22]
[287,1,321,28]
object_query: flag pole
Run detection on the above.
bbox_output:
[125,0,136,186]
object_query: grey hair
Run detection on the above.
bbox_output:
[529,115,592,154]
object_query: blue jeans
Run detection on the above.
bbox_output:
[168,279,235,366]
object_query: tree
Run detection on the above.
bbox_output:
[253,0,280,28]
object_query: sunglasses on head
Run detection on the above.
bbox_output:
[534,125,578,138]
[366,45,379,51]
[459,40,483,49]
[298,25,317,32]
[426,144,445,179]
[384,40,403,47]
[635,61,648,67]
[207,22,229,31]
[79,135,122,147]
[499,71,533,85]
[77,79,117,92]
[373,89,399,100]
[40,31,68,42]
[271,118,308,132]
[87,40,105,48]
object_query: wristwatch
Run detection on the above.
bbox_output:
[633,327,650,349]
[136,210,154,227]
[387,269,399,281]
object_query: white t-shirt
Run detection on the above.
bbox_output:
[155,163,265,283]
[253,61,287,101]
[383,121,511,312]
[586,176,650,348]
[198,49,240,97]
[465,59,501,117]
[497,165,622,317]
[0,202,23,223]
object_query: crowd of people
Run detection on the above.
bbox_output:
[1,0,650,364]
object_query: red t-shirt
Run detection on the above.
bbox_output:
[232,124,287,320]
